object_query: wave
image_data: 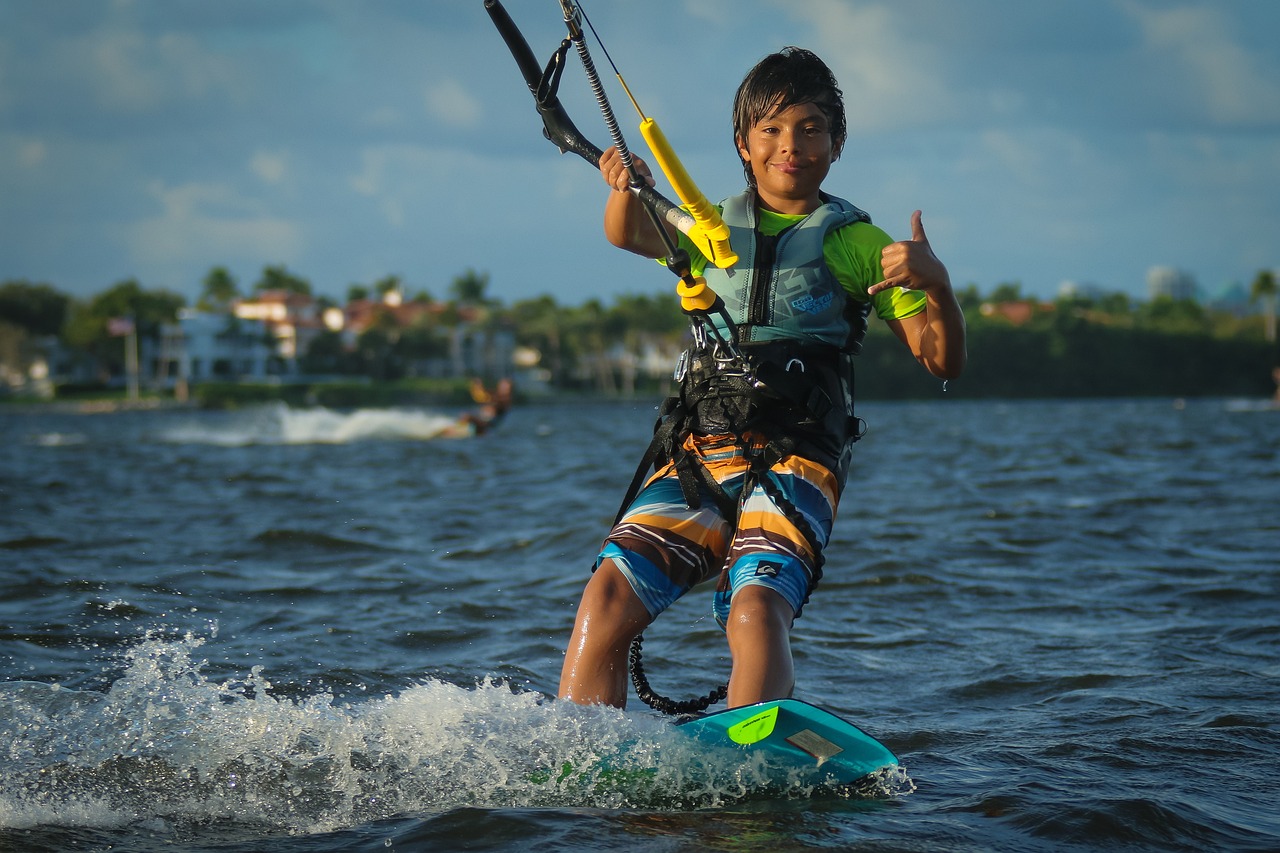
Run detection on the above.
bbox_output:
[0,633,910,839]
[24,432,88,447]
[158,403,464,446]
[249,529,398,552]
[1223,398,1280,413]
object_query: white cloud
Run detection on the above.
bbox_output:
[424,78,482,128]
[251,150,287,185]
[347,150,386,198]
[683,0,735,26]
[18,139,48,169]
[125,180,302,269]
[361,105,404,129]
[975,128,1100,192]
[346,145,436,228]
[768,0,955,132]
[1124,1,1280,126]
[84,30,163,112]
[64,25,245,113]
[345,141,602,238]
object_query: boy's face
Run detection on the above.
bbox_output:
[736,101,835,215]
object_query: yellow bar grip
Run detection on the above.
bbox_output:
[640,117,738,269]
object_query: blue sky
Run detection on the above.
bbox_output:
[2,0,1278,307]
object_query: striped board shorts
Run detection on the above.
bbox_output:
[597,433,839,628]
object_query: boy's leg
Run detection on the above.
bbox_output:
[715,456,839,707]
[724,584,795,707]
[561,450,736,707]
[558,557,652,707]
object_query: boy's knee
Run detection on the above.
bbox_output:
[580,558,650,627]
[726,585,794,634]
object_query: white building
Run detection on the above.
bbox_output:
[1147,267,1198,302]
[159,309,274,385]
[233,289,325,365]
[1057,280,1108,301]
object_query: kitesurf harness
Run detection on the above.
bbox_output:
[486,0,866,716]
[613,191,873,527]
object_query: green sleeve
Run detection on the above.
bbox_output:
[825,222,927,321]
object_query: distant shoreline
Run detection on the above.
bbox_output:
[5,388,1279,415]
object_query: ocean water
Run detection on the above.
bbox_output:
[1,396,1277,852]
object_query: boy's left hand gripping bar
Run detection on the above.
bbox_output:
[483,0,695,234]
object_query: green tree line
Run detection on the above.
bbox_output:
[2,267,1278,401]
[857,284,1277,399]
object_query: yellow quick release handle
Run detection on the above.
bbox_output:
[601,56,735,312]
[676,276,717,313]
[639,118,738,270]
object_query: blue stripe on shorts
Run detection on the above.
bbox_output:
[598,541,684,617]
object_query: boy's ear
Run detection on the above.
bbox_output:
[735,135,750,160]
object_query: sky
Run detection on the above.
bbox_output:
[2,0,1278,309]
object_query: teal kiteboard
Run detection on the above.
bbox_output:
[677,699,898,786]
[529,699,897,797]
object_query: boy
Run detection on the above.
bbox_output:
[559,47,966,709]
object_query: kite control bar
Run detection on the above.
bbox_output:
[485,0,747,716]
[639,117,737,269]
[483,0,695,241]
[484,0,739,321]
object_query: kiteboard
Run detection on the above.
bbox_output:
[677,699,898,787]
[529,698,897,797]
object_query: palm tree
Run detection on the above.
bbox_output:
[254,264,312,296]
[374,274,403,304]
[199,266,239,311]
[1251,269,1277,343]
[511,294,565,384]
[449,268,490,305]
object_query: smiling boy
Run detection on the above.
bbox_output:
[559,47,966,710]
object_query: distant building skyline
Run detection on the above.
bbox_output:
[1147,267,1199,303]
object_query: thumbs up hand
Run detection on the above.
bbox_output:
[868,210,951,296]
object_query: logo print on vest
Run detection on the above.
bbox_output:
[791,291,833,314]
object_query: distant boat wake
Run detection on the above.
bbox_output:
[159,403,468,446]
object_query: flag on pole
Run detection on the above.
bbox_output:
[107,317,135,337]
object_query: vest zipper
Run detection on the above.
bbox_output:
[747,231,782,331]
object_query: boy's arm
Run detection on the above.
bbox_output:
[600,146,676,259]
[872,211,967,380]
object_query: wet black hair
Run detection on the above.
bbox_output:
[731,47,846,187]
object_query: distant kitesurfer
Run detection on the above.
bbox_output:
[448,377,513,437]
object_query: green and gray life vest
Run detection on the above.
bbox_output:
[702,189,873,354]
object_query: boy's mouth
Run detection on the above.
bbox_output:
[772,160,803,174]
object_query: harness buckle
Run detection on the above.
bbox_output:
[713,344,741,371]
[691,320,708,351]
[673,349,689,382]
